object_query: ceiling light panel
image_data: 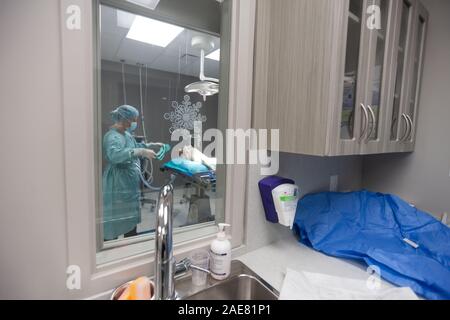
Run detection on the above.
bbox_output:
[126,16,184,47]
[126,0,160,10]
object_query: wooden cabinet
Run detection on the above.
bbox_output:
[252,0,428,156]
[385,0,428,152]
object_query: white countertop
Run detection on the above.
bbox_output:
[237,235,398,293]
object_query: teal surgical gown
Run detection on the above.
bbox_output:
[102,128,146,240]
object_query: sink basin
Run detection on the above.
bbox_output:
[186,274,278,300]
[175,260,279,300]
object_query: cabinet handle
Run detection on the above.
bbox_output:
[366,105,376,142]
[359,103,369,142]
[400,113,410,142]
[406,114,413,141]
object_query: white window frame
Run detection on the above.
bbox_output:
[59,0,255,298]
[94,0,226,265]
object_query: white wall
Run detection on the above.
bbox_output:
[0,0,69,299]
[363,0,450,219]
[0,0,254,300]
[0,0,362,298]
[1,0,447,300]
[245,154,363,252]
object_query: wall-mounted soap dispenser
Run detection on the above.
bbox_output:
[258,176,299,228]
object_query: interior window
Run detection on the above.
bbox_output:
[95,0,228,261]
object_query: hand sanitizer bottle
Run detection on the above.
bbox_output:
[210,223,231,280]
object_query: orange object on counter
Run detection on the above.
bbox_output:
[118,277,153,300]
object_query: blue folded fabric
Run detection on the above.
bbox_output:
[293,190,450,300]
[162,158,210,177]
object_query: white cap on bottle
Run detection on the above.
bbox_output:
[217,223,231,240]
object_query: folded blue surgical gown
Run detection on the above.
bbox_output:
[293,190,450,300]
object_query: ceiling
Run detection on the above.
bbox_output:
[100,5,221,78]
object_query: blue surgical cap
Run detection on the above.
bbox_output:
[111,105,139,123]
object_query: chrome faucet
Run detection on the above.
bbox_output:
[154,178,211,300]
[154,182,176,300]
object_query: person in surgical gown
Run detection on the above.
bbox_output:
[102,105,165,241]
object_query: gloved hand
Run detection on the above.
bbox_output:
[155,144,171,161]
[134,148,156,160]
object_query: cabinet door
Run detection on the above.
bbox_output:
[330,0,371,155]
[401,1,428,151]
[385,0,415,152]
[360,0,396,154]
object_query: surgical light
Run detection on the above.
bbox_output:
[206,49,220,61]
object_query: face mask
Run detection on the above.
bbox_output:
[127,122,138,132]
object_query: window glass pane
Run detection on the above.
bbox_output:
[341,1,362,140]
[349,0,362,17]
[97,2,226,253]
[368,0,389,140]
[390,0,410,140]
[409,17,425,118]
[398,1,409,48]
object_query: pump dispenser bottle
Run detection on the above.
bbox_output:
[210,223,231,280]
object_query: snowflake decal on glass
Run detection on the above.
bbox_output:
[164,95,207,133]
